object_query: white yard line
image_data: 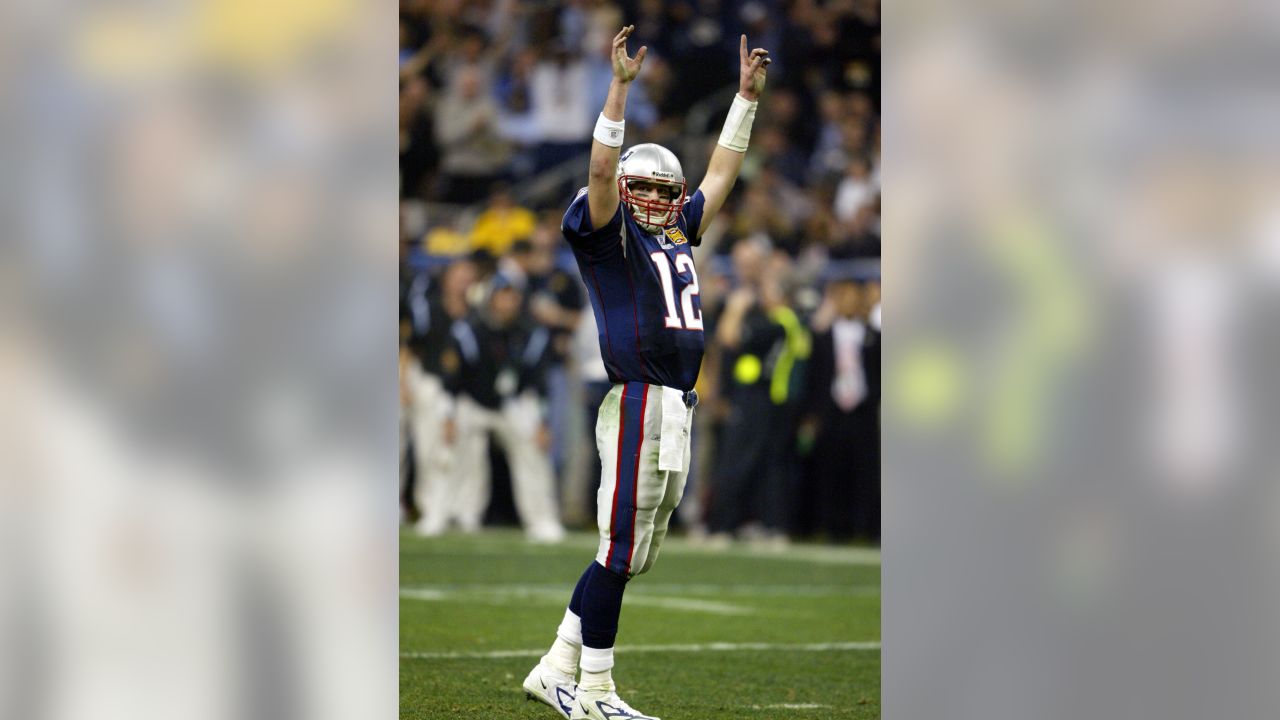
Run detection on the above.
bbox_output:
[401,640,880,660]
[399,586,754,615]
[401,583,879,598]
[630,583,880,597]
[620,595,756,615]
[750,704,829,710]
[666,544,881,567]
[399,588,448,601]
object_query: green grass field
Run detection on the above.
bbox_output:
[401,529,880,719]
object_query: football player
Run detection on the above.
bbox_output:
[522,25,770,720]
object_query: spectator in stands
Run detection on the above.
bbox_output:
[731,183,798,253]
[435,65,512,203]
[830,192,880,259]
[865,278,881,329]
[495,47,542,176]
[399,201,431,270]
[400,74,438,200]
[442,256,481,328]
[846,91,876,128]
[469,184,536,256]
[530,41,592,172]
[834,155,876,224]
[753,126,810,188]
[800,275,880,541]
[557,0,590,55]
[438,24,500,91]
[809,90,852,184]
[706,238,791,545]
[662,0,735,111]
[516,219,587,362]
[754,164,814,254]
[738,3,783,81]
[637,53,679,131]
[630,0,670,59]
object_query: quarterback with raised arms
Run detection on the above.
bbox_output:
[522,25,771,720]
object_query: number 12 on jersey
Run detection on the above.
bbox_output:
[650,251,703,331]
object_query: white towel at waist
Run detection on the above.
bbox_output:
[658,386,691,472]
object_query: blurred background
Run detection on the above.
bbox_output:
[7,0,1279,715]
[884,0,1280,718]
[398,0,882,547]
[1,0,398,718]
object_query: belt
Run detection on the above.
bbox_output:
[623,382,698,408]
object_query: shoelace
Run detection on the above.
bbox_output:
[601,694,649,718]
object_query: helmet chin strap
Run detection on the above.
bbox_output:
[630,203,665,233]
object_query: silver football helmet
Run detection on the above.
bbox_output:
[617,143,686,233]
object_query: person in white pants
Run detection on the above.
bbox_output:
[450,389,563,541]
[406,359,455,535]
[401,260,476,536]
[443,274,565,543]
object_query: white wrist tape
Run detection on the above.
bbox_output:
[593,114,625,148]
[717,93,758,152]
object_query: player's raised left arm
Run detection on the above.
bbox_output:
[696,35,770,235]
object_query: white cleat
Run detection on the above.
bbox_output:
[522,662,577,719]
[570,688,660,720]
[528,523,567,544]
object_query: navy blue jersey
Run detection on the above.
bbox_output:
[562,188,707,391]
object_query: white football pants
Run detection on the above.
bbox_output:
[453,393,563,537]
[595,382,694,577]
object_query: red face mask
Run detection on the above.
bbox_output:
[618,175,686,228]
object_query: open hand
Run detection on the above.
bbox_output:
[612,25,648,83]
[738,35,770,101]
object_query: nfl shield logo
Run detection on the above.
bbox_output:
[664,227,688,245]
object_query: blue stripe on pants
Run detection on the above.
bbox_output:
[605,382,647,575]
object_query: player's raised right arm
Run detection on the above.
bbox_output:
[587,26,647,230]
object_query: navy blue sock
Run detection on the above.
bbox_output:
[579,561,629,649]
[568,561,595,617]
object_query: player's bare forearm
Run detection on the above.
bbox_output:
[696,35,770,236]
[588,26,647,229]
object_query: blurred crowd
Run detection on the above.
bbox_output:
[400,0,880,544]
